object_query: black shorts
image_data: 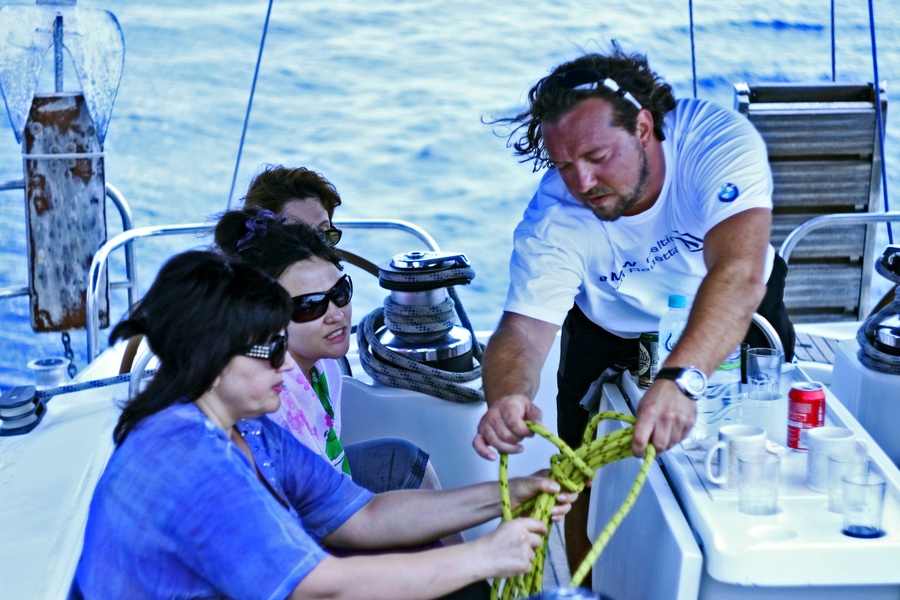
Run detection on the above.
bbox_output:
[556,253,796,448]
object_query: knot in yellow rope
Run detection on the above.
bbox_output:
[492,411,656,600]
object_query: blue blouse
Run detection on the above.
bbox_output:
[74,402,373,599]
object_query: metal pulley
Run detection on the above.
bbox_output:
[374,251,475,372]
[377,250,472,290]
[874,324,900,356]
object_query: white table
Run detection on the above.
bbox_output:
[588,370,900,600]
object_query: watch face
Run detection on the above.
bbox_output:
[681,369,707,396]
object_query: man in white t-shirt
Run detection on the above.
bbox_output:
[473,45,795,581]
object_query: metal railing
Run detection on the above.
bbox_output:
[778,211,900,321]
[751,312,784,358]
[86,218,441,360]
[778,211,900,264]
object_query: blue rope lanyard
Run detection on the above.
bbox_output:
[686,0,892,239]
[226,0,275,210]
[688,0,697,99]
[866,0,893,242]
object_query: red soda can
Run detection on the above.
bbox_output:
[787,382,826,450]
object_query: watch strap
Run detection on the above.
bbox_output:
[656,367,685,379]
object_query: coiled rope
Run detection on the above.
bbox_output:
[857,253,900,374]
[492,411,656,600]
[356,264,486,403]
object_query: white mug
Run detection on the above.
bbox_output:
[704,424,767,489]
[806,426,868,492]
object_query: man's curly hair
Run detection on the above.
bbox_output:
[499,44,676,172]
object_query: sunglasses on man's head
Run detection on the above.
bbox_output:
[323,226,342,246]
[291,274,353,323]
[539,68,643,111]
[243,334,288,369]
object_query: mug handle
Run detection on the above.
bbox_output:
[704,441,729,485]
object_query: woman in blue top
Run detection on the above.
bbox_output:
[73,251,573,600]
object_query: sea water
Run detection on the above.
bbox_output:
[0,0,898,388]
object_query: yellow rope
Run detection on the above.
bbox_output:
[491,411,657,600]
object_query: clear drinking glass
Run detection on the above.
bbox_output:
[842,472,886,538]
[828,451,870,513]
[738,453,780,515]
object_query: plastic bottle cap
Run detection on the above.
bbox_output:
[667,294,687,309]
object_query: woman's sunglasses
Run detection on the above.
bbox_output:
[323,226,342,246]
[291,274,353,323]
[243,334,288,368]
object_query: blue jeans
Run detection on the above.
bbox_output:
[344,437,429,493]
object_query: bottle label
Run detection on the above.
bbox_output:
[716,346,742,371]
[638,332,659,388]
[705,345,742,400]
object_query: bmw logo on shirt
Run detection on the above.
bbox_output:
[717,183,739,202]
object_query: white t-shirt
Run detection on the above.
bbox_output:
[505,98,775,338]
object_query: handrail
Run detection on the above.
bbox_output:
[751,312,784,358]
[332,218,441,252]
[104,182,139,308]
[86,218,441,360]
[778,211,900,264]
[87,223,213,360]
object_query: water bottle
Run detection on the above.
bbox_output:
[658,294,688,367]
[706,344,742,400]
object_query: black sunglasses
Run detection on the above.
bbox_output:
[323,226,342,246]
[243,334,288,369]
[539,68,643,111]
[291,274,353,323]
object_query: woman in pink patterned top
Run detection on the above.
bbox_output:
[216,198,443,498]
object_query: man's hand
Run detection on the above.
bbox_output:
[630,378,697,457]
[476,312,558,461]
[473,394,544,460]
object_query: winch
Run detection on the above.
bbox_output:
[375,251,475,372]
[357,250,485,403]
[832,245,900,466]
[856,245,900,373]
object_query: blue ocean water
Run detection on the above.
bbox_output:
[0,0,897,388]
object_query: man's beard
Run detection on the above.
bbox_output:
[582,146,651,222]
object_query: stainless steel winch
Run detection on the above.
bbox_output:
[374,251,476,372]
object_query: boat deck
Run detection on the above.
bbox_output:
[543,519,571,589]
[792,321,861,368]
[793,332,842,365]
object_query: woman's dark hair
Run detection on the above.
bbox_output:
[214,207,343,277]
[110,251,292,444]
[495,43,677,172]
[242,164,342,220]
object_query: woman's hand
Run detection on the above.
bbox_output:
[474,518,547,578]
[508,471,581,523]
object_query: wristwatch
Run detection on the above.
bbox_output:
[655,366,707,400]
